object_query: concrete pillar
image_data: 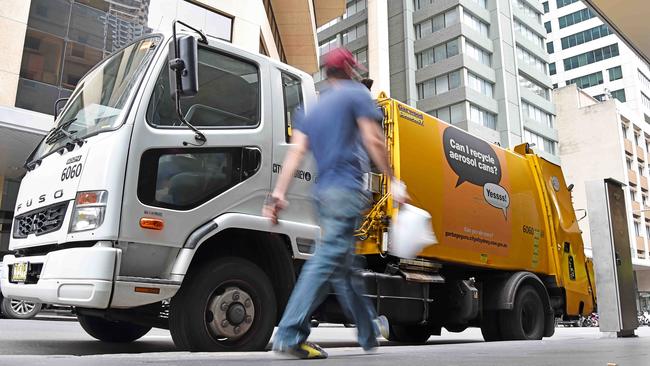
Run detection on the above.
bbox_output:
[367,0,390,98]
[0,1,30,107]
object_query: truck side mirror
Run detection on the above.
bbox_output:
[168,35,199,99]
[53,98,69,120]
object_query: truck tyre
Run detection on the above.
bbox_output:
[480,311,502,342]
[499,285,544,340]
[388,324,431,344]
[77,313,151,342]
[1,297,42,319]
[169,257,276,352]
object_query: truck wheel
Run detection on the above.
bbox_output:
[169,257,276,351]
[77,313,151,342]
[387,324,431,344]
[499,286,544,340]
[480,311,502,342]
[1,297,42,319]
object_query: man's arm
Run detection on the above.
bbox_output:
[357,117,392,179]
[263,130,309,223]
[357,117,408,203]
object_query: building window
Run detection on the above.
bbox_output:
[417,70,461,99]
[561,24,612,50]
[415,7,459,39]
[546,42,554,54]
[622,123,629,139]
[344,0,367,18]
[516,0,542,24]
[416,38,460,69]
[465,41,491,66]
[524,129,557,154]
[517,46,547,74]
[515,20,543,48]
[342,22,367,44]
[469,0,488,8]
[522,101,553,127]
[562,43,620,71]
[626,157,633,170]
[469,104,496,129]
[544,21,552,33]
[608,66,623,81]
[634,220,641,237]
[611,89,626,103]
[353,48,368,70]
[556,0,578,8]
[566,71,604,89]
[558,8,595,29]
[549,62,556,75]
[282,73,303,142]
[639,162,645,176]
[519,74,550,100]
[414,0,431,10]
[635,132,640,145]
[468,72,494,98]
[543,1,549,13]
[463,10,489,37]
[432,103,465,123]
[319,37,339,56]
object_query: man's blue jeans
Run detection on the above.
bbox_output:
[273,187,379,350]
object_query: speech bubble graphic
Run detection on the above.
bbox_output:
[443,127,502,187]
[483,183,510,219]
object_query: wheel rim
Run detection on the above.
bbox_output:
[520,299,540,336]
[205,285,255,341]
[10,299,36,315]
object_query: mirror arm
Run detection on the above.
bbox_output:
[173,20,208,47]
[173,86,206,146]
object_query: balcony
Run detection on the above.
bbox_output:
[632,200,642,216]
[629,169,638,186]
[642,176,649,191]
[625,139,634,155]
[638,146,646,161]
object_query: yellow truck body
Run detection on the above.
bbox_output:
[358,96,595,318]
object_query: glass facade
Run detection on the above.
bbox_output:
[16,0,233,115]
[562,44,620,71]
[560,24,612,50]
[566,71,604,89]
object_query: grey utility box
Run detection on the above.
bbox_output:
[586,178,638,336]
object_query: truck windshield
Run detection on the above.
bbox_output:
[28,36,161,164]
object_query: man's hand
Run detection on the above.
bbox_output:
[391,178,409,204]
[262,194,288,225]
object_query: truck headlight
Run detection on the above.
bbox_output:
[70,191,108,233]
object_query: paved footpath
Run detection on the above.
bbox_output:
[0,317,649,365]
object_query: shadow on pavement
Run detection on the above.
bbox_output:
[0,340,178,356]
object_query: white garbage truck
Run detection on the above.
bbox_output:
[1,23,594,351]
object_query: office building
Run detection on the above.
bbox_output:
[0,0,344,253]
[555,84,650,312]
[315,0,559,163]
[543,0,650,122]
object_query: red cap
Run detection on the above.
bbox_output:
[323,47,367,77]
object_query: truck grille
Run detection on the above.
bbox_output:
[13,202,68,238]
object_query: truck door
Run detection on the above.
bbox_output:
[268,67,318,231]
[118,41,272,272]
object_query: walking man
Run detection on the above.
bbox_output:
[263,48,406,359]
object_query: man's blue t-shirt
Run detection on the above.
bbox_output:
[295,80,383,192]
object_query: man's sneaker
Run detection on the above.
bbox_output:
[277,341,328,359]
[375,315,390,339]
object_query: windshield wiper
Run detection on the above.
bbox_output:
[45,118,77,144]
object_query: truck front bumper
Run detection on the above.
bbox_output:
[1,247,119,309]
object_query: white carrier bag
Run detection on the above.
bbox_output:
[389,204,437,259]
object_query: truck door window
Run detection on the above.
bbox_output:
[281,72,303,142]
[147,46,259,128]
[138,148,246,210]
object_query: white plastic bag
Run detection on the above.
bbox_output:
[389,204,437,259]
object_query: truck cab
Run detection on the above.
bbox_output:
[2,30,320,350]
